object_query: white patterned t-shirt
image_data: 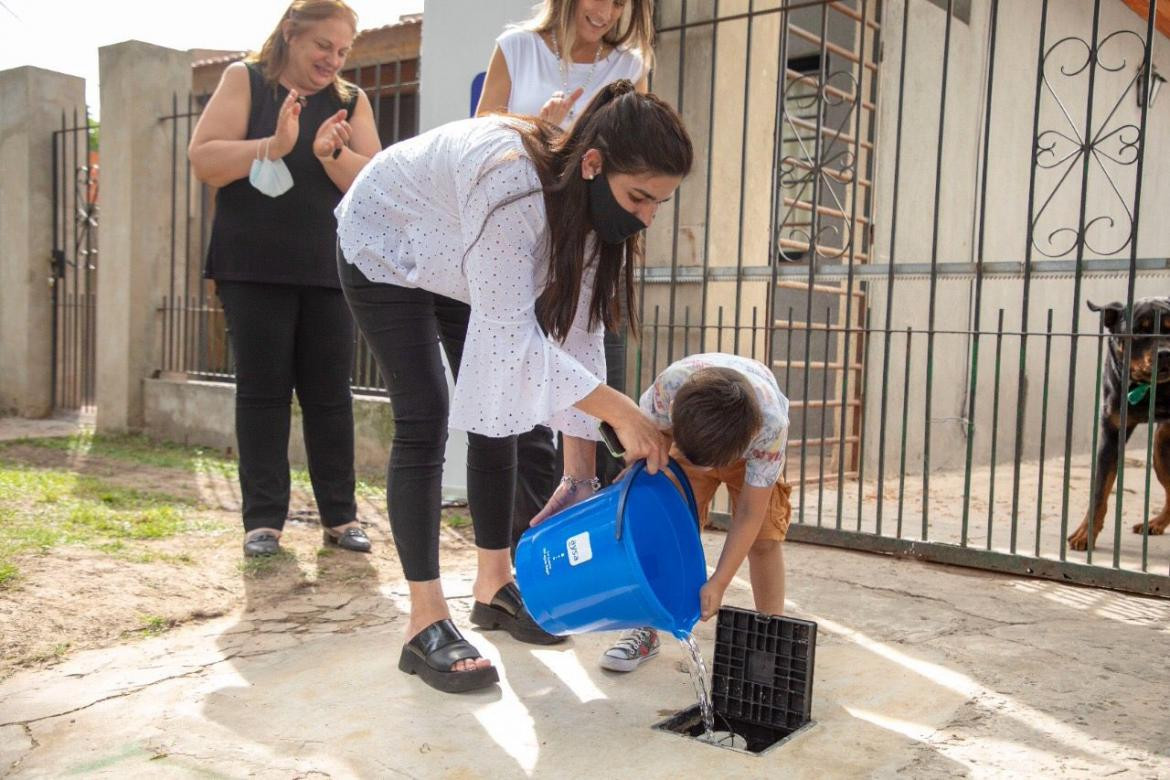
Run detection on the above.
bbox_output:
[639,353,790,488]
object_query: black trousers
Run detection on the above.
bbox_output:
[509,331,627,550]
[216,281,357,533]
[339,260,514,582]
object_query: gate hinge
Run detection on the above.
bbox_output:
[51,249,66,279]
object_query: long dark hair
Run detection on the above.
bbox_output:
[512,81,693,341]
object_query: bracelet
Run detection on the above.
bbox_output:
[559,474,601,493]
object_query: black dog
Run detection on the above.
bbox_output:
[1068,296,1170,551]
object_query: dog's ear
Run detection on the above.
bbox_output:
[1087,300,1126,333]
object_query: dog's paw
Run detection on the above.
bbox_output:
[1067,525,1093,551]
[1132,520,1167,536]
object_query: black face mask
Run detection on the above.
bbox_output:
[588,174,647,245]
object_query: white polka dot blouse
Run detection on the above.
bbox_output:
[335,116,605,440]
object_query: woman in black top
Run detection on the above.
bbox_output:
[189,0,381,557]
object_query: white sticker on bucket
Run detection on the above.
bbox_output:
[566,531,593,566]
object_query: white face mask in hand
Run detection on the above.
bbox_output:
[249,137,293,197]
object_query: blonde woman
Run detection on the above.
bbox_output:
[476,0,655,128]
[189,0,381,557]
[476,0,657,568]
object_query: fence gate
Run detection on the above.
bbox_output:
[50,109,99,412]
[646,0,1170,597]
[157,53,420,392]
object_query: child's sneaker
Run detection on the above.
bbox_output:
[599,627,660,672]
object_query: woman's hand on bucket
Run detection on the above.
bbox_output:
[610,412,670,475]
[574,386,670,474]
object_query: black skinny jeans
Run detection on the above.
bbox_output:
[216,281,357,533]
[339,259,515,582]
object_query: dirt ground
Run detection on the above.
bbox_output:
[0,433,475,683]
[3,421,1170,777]
[3,423,1167,684]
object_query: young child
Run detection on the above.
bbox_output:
[600,353,791,672]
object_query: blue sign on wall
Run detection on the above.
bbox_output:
[470,71,486,117]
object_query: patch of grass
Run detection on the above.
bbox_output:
[5,432,387,502]
[293,467,383,500]
[238,548,298,578]
[354,477,384,500]
[0,462,216,574]
[131,551,195,565]
[2,431,240,479]
[444,513,471,529]
[139,614,173,636]
[27,641,71,664]
[0,562,18,588]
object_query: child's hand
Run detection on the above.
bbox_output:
[699,577,729,621]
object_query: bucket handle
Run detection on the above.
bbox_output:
[614,458,700,541]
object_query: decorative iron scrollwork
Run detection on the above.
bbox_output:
[1031,29,1147,259]
[775,68,861,265]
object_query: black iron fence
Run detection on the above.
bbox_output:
[157,58,420,394]
[645,0,1169,595]
[148,5,1169,595]
[50,108,99,411]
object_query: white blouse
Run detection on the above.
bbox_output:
[334,117,605,440]
[497,28,646,130]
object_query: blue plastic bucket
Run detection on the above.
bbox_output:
[515,459,707,639]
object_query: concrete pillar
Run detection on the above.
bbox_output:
[0,67,86,417]
[96,41,190,432]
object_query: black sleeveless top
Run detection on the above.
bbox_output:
[205,64,359,288]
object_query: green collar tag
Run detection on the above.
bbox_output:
[1127,383,1151,405]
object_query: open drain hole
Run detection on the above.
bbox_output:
[653,704,812,755]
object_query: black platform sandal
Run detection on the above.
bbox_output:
[470,582,566,645]
[397,619,500,693]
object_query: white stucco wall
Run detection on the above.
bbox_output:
[421,0,539,496]
[419,0,537,131]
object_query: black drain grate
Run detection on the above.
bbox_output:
[654,607,817,755]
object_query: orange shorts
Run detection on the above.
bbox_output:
[675,457,792,542]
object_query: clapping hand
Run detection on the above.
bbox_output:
[269,89,303,158]
[313,109,351,161]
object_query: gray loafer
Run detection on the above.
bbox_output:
[323,525,372,553]
[243,531,280,557]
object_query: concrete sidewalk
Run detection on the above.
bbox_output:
[2,532,1168,778]
[0,412,92,443]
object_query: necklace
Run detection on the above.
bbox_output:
[549,29,604,120]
